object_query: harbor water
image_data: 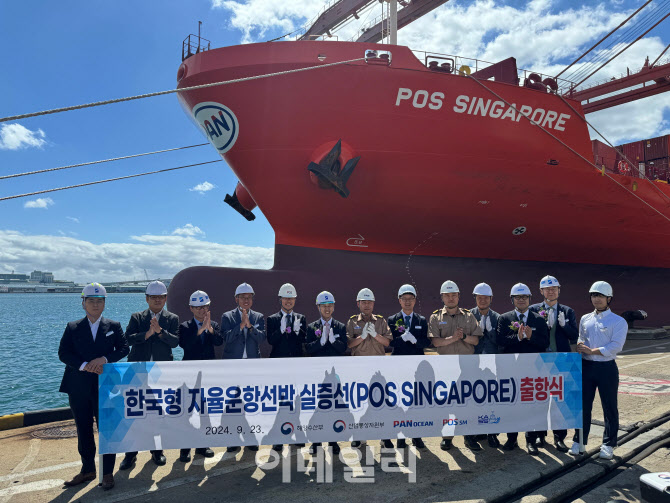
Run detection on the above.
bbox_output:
[0,293,184,416]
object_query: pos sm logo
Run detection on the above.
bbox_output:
[192,102,239,153]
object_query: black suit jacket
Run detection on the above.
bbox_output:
[126,309,179,362]
[496,310,549,354]
[305,319,347,357]
[529,303,579,352]
[388,312,430,356]
[266,311,307,358]
[178,319,223,361]
[58,317,129,395]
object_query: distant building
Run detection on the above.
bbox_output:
[30,270,54,283]
[0,273,30,283]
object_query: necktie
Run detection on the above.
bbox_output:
[405,315,411,329]
[197,322,204,343]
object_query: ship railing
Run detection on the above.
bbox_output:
[182,34,211,62]
[411,50,576,91]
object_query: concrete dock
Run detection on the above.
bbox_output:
[1,337,669,503]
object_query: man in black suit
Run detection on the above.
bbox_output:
[496,283,549,455]
[177,290,222,463]
[267,283,307,452]
[119,280,179,470]
[388,284,429,449]
[304,291,347,455]
[58,283,129,491]
[529,275,579,453]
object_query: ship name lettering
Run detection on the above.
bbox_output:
[453,95,570,131]
[396,88,444,110]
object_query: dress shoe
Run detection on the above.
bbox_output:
[502,439,517,451]
[227,446,240,453]
[309,444,318,455]
[272,444,284,453]
[152,452,167,466]
[195,447,215,458]
[351,440,361,448]
[119,454,136,471]
[101,474,115,491]
[413,438,426,449]
[555,440,569,453]
[488,435,501,449]
[535,436,546,448]
[179,449,191,463]
[465,436,482,452]
[382,439,394,449]
[527,443,539,455]
[329,442,340,455]
[247,445,259,452]
[440,438,452,451]
[397,438,407,449]
[569,442,581,456]
[64,471,96,487]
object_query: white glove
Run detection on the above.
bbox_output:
[293,317,301,333]
[486,317,492,332]
[280,315,287,333]
[362,322,375,340]
[479,316,486,331]
[320,326,328,346]
[328,331,336,344]
[558,311,566,327]
[402,331,417,344]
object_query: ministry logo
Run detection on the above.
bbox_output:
[333,420,346,433]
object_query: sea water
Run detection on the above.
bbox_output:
[0,293,184,416]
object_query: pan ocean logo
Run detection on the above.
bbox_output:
[192,101,239,153]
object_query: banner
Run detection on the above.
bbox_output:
[99,353,582,454]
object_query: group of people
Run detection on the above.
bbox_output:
[58,275,628,491]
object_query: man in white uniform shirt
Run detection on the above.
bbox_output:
[569,281,627,460]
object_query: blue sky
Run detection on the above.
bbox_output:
[1,0,668,282]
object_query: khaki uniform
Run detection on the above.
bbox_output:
[346,314,392,356]
[428,307,482,355]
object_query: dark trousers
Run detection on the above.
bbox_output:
[69,392,116,475]
[533,429,567,441]
[573,359,619,447]
[507,431,539,444]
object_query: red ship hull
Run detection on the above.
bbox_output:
[169,41,670,326]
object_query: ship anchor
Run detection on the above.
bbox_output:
[307,139,360,198]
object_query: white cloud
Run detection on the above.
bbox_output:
[0,230,274,283]
[0,123,47,150]
[212,0,324,43]
[189,181,216,193]
[172,224,205,237]
[23,197,54,209]
[66,216,80,224]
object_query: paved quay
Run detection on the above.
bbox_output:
[1,337,669,503]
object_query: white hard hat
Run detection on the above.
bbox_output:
[589,281,613,297]
[146,281,167,296]
[278,283,297,298]
[398,284,417,297]
[189,290,211,306]
[473,283,493,296]
[81,282,107,298]
[356,288,375,301]
[235,282,255,296]
[316,291,335,304]
[510,283,532,297]
[440,280,460,294]
[540,275,561,288]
